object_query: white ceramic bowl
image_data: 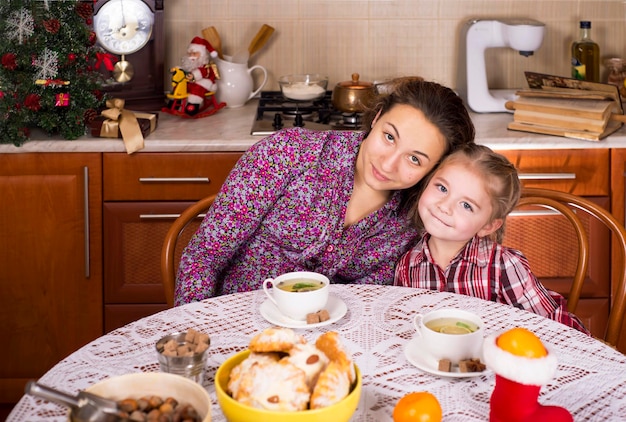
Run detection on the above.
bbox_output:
[71,372,211,421]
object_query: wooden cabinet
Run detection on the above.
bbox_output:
[102,152,242,331]
[499,149,611,338]
[610,149,626,353]
[0,153,103,403]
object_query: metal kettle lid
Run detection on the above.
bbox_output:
[336,73,373,89]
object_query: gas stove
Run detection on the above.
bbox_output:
[250,91,365,135]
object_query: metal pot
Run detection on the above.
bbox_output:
[332,73,376,113]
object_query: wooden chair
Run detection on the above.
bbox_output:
[161,194,216,308]
[515,188,626,348]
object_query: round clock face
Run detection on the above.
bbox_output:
[94,0,154,55]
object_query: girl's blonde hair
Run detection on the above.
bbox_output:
[411,143,521,243]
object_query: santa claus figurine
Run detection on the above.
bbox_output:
[180,36,219,115]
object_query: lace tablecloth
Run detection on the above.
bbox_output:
[9,285,626,421]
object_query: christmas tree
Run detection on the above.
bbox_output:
[0,0,105,146]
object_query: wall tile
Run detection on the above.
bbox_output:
[163,0,626,93]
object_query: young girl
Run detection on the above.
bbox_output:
[394,144,589,334]
[175,78,475,305]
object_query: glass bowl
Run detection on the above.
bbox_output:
[278,74,329,101]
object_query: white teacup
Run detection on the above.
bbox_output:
[262,271,330,321]
[413,308,484,364]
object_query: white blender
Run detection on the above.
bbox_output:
[457,19,546,113]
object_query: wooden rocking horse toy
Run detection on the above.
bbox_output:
[161,66,226,118]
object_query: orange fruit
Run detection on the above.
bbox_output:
[393,391,442,422]
[496,327,547,358]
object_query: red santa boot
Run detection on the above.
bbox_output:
[483,328,573,422]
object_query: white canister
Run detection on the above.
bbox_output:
[215,56,267,108]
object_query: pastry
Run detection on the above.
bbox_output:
[236,360,310,411]
[283,343,329,389]
[310,360,352,409]
[228,352,281,399]
[249,327,306,353]
[315,331,355,382]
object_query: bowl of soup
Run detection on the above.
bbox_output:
[262,272,330,320]
[413,308,484,364]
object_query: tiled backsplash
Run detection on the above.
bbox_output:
[164,0,626,92]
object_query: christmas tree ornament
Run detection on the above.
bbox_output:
[55,93,70,107]
[483,328,573,422]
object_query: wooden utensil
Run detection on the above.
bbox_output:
[248,24,275,57]
[232,24,275,63]
[202,26,223,59]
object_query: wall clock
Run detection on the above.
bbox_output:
[93,0,165,111]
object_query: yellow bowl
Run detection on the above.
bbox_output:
[215,350,361,422]
[73,372,211,422]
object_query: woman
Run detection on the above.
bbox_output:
[175,78,475,305]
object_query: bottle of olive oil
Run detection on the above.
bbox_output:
[571,21,600,82]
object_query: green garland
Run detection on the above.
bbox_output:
[0,0,106,146]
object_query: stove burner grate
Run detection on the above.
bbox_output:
[251,91,364,135]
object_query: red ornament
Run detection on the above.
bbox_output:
[68,53,77,63]
[2,53,17,70]
[95,52,118,71]
[24,94,42,111]
[89,31,97,46]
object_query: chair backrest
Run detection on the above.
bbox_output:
[161,194,216,308]
[515,188,626,348]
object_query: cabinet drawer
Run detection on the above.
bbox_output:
[499,149,609,196]
[104,152,242,200]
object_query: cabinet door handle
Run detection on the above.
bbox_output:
[83,166,90,278]
[139,213,207,220]
[138,177,211,183]
[518,173,576,180]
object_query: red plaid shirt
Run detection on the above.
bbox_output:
[394,234,590,335]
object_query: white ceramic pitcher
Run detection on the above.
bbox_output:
[215,56,267,108]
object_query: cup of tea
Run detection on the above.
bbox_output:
[413,308,484,364]
[262,271,330,320]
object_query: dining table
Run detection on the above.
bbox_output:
[8,284,626,421]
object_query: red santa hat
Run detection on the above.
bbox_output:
[189,36,218,58]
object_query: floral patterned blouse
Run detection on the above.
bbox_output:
[175,128,421,305]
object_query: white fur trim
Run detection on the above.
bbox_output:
[188,44,205,53]
[210,50,218,58]
[483,333,557,385]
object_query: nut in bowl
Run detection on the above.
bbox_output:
[215,328,361,422]
[278,74,329,101]
[71,372,211,422]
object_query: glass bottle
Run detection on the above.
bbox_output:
[571,21,600,82]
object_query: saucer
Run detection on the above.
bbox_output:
[260,294,347,329]
[404,337,489,378]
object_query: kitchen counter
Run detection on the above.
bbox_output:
[2,99,626,153]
